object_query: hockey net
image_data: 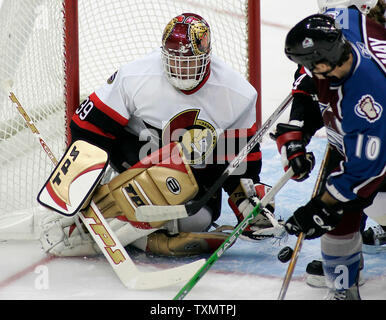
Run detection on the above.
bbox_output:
[0,0,260,239]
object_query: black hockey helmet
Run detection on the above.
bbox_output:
[284,14,347,71]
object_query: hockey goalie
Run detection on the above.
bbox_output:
[38,139,282,258]
[38,12,284,258]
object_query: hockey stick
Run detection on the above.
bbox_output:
[173,168,294,300]
[9,92,205,290]
[277,143,332,300]
[136,93,293,222]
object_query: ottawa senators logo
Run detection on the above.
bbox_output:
[162,109,217,166]
[189,20,210,55]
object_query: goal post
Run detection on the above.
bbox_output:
[0,0,261,240]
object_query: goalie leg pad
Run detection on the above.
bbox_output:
[143,230,229,257]
[40,212,100,257]
[177,205,213,232]
[39,210,158,257]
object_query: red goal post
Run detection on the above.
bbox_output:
[0,0,261,239]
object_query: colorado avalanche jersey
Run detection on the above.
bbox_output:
[316,9,385,202]
[70,48,260,203]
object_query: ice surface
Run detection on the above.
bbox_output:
[1,137,385,302]
[0,0,385,306]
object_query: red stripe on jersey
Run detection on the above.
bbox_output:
[90,92,129,126]
[292,89,312,96]
[215,151,262,163]
[223,123,257,138]
[247,151,262,162]
[72,115,116,139]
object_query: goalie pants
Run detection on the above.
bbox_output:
[317,146,386,290]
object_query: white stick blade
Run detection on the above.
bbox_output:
[128,258,206,290]
[135,204,188,222]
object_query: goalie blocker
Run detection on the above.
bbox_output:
[37,139,109,216]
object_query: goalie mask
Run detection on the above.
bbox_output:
[161,13,211,91]
[317,0,378,14]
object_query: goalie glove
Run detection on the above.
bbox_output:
[270,122,315,182]
[228,179,285,240]
[284,197,344,240]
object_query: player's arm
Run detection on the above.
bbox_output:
[216,125,283,239]
[285,116,386,240]
[326,128,386,203]
[271,66,322,181]
[70,70,146,172]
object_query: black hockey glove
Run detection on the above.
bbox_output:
[270,123,315,182]
[284,197,343,240]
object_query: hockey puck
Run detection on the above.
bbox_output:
[278,246,293,263]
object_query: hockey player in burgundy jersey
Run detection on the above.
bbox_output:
[320,0,386,251]
[40,13,281,259]
[277,1,385,294]
[273,8,385,300]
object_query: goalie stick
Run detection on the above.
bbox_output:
[9,91,205,290]
[173,167,294,300]
[136,93,294,222]
[277,143,332,300]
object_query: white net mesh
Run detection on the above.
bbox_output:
[0,0,253,239]
[78,0,249,98]
[0,0,66,238]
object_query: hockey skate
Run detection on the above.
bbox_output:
[306,259,365,288]
[362,225,386,254]
[324,282,361,300]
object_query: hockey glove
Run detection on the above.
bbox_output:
[284,197,343,239]
[270,123,315,182]
[228,179,285,240]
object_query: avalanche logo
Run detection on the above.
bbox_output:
[162,109,217,166]
[355,42,372,59]
[354,95,383,123]
[302,37,314,49]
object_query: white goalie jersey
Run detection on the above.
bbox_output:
[95,48,256,134]
[72,48,259,170]
[71,48,262,220]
